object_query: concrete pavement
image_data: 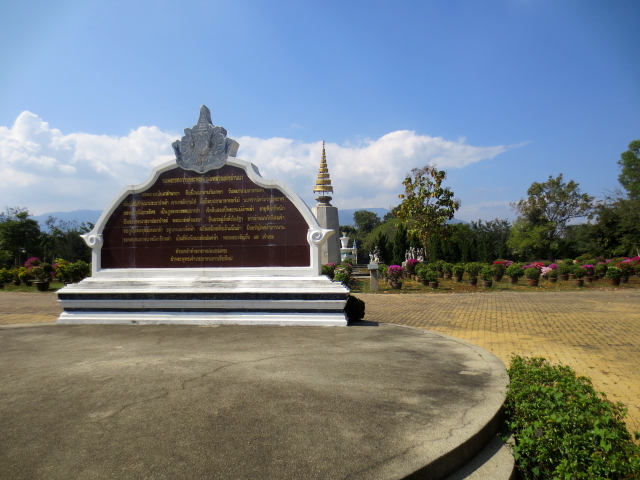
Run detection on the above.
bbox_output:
[0,322,508,480]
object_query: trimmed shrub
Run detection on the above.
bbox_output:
[333,266,351,285]
[506,264,524,278]
[464,262,482,277]
[480,265,495,281]
[506,356,640,479]
[524,267,540,280]
[344,295,365,321]
[321,263,337,279]
[452,264,465,277]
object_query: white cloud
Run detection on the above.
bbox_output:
[238,130,509,210]
[0,111,513,217]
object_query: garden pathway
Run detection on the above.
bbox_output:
[1,290,639,435]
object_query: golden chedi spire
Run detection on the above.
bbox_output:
[314,141,334,204]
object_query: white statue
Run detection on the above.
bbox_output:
[373,246,381,263]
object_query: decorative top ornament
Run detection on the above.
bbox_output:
[313,141,334,205]
[172,105,239,173]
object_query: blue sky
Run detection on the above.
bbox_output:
[1,0,638,222]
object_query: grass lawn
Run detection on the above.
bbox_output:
[350,275,640,294]
[0,282,65,293]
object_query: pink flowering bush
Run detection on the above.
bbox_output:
[522,262,545,271]
[23,257,42,269]
[406,258,419,274]
[387,265,405,281]
[582,264,595,276]
[494,259,514,267]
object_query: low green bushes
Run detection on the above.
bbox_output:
[344,295,365,321]
[506,356,640,479]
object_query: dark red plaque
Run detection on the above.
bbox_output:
[100,165,310,268]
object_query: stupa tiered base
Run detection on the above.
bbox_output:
[57,275,348,326]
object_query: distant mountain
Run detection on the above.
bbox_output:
[337,208,468,226]
[31,210,102,230]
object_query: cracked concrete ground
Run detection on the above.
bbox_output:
[0,322,507,480]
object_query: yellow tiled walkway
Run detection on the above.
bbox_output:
[360,290,640,435]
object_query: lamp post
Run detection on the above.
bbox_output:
[18,247,26,267]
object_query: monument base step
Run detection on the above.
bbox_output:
[57,311,347,326]
[57,275,349,326]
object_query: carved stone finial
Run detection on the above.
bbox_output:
[172,105,239,173]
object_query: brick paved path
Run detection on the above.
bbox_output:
[2,290,639,434]
[360,290,640,434]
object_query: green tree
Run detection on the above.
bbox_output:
[508,174,593,260]
[617,140,640,200]
[391,222,408,266]
[589,194,640,257]
[396,166,460,261]
[352,210,381,234]
[0,208,42,266]
[41,217,93,263]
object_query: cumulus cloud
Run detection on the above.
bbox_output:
[0,111,511,216]
[0,112,178,214]
[237,130,509,210]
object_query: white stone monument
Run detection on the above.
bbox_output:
[56,106,348,326]
[311,142,340,265]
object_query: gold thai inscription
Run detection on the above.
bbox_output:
[104,165,310,269]
[170,255,234,262]
[124,218,168,225]
[124,209,156,215]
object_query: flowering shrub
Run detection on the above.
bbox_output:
[387,265,404,281]
[321,263,337,279]
[582,264,595,276]
[595,263,608,276]
[23,257,42,269]
[333,266,351,285]
[522,262,545,271]
[494,259,514,267]
[616,261,634,277]
[406,258,419,274]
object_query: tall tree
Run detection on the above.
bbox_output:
[396,166,460,260]
[353,210,381,234]
[508,174,593,260]
[391,222,408,266]
[617,140,640,200]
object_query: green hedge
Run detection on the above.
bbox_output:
[505,356,640,479]
[344,295,365,321]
